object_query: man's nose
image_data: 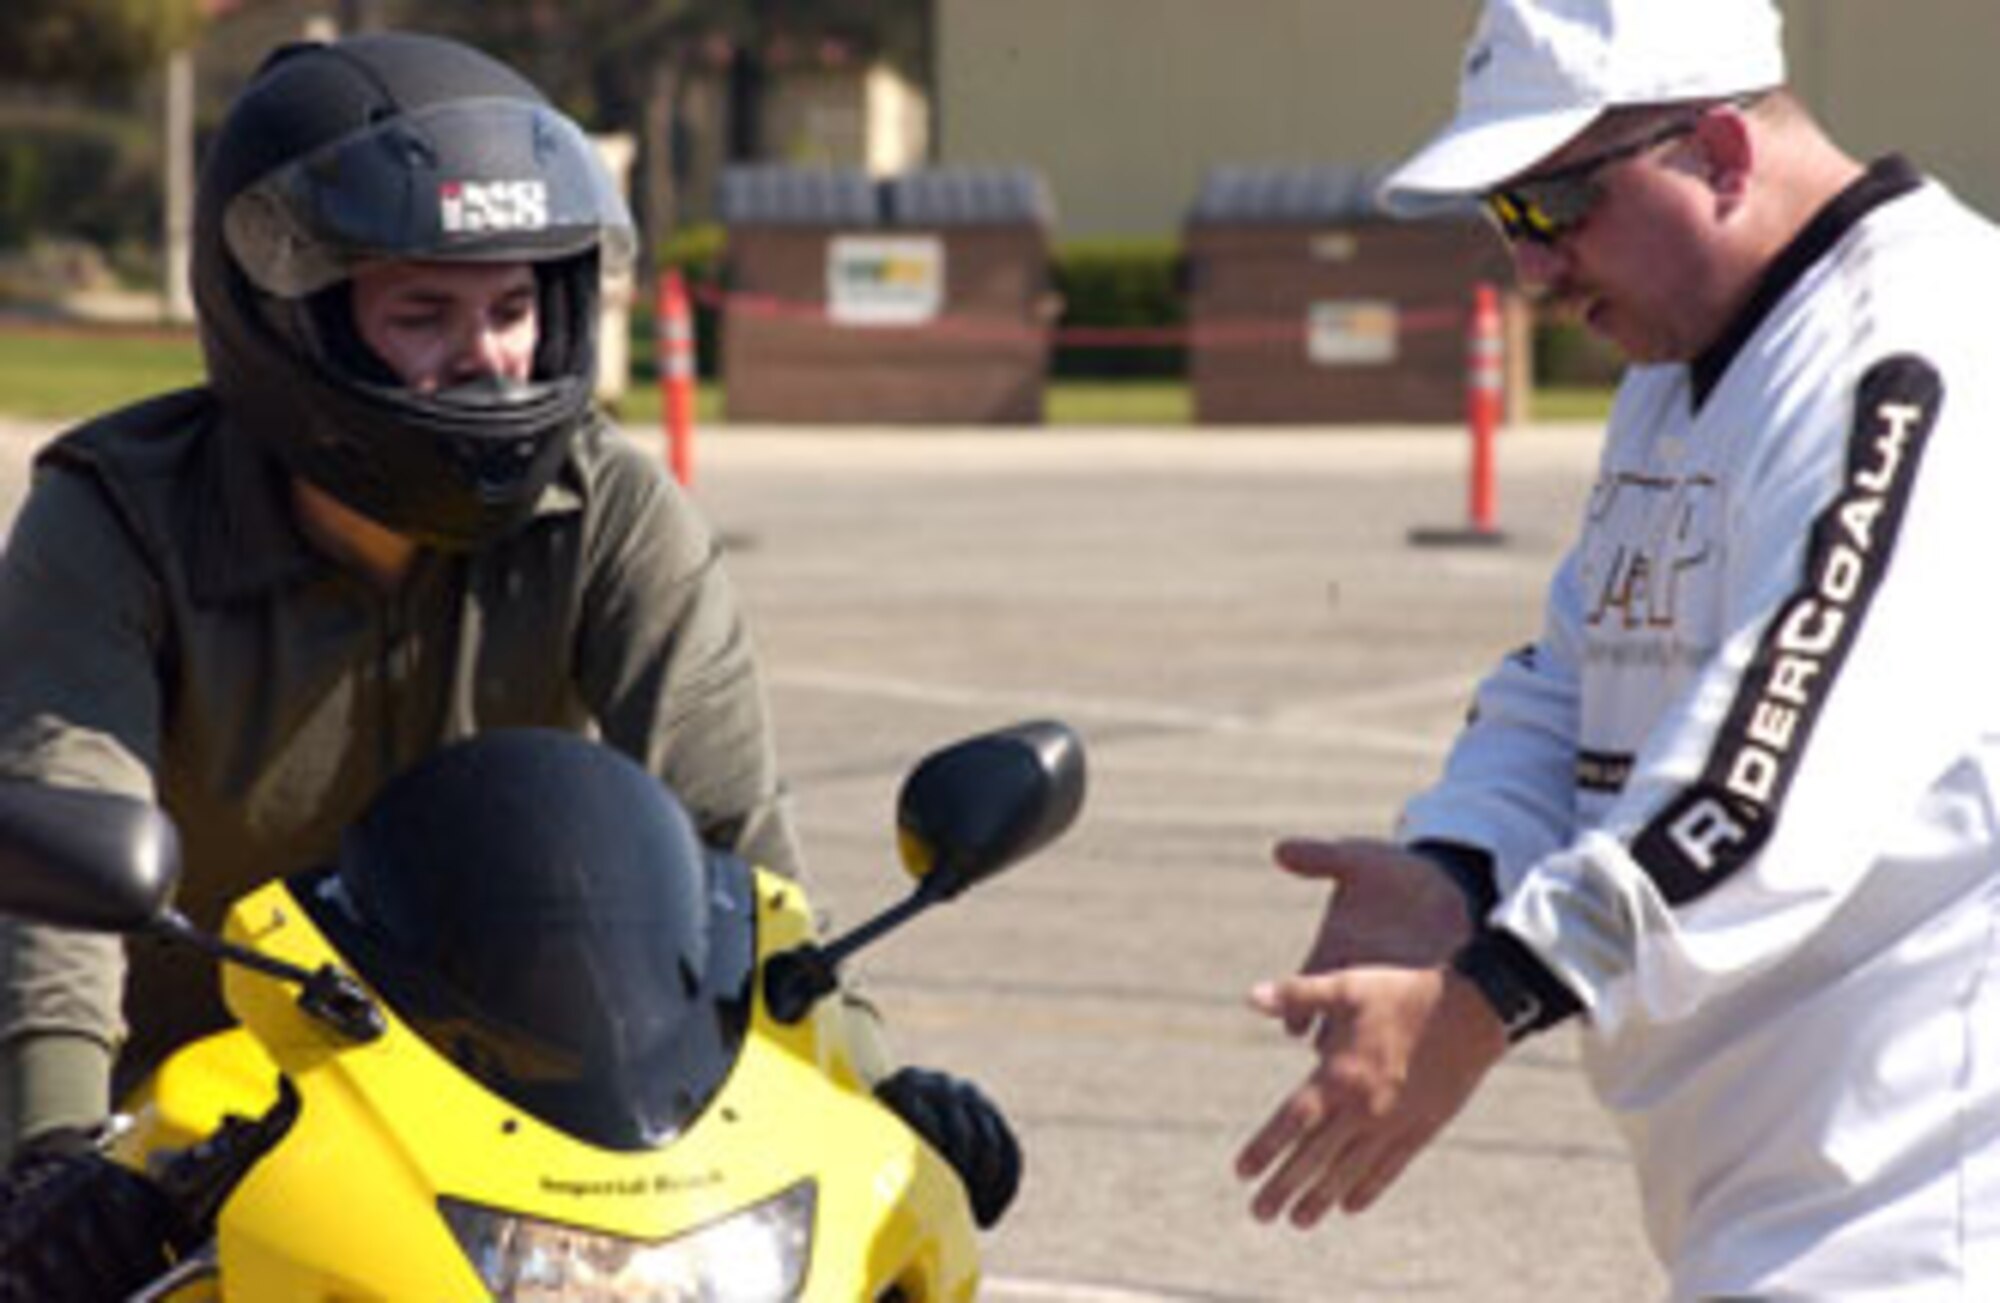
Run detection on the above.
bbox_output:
[450,323,514,382]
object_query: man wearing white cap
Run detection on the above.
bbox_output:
[1236,0,2000,1296]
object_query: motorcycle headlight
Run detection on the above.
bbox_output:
[440,1179,815,1302]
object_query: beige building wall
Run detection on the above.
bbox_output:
[938,0,1469,237]
[1784,0,2000,221]
[938,0,2000,238]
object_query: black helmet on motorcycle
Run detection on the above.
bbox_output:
[192,31,636,549]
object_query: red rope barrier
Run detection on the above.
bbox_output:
[684,280,1471,350]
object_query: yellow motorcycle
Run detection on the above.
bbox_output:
[0,720,1085,1300]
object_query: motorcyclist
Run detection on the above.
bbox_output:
[0,30,1015,1296]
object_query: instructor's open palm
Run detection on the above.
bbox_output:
[1277,838,1473,994]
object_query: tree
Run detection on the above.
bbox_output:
[408,0,929,255]
[0,0,205,87]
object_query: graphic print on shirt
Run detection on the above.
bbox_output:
[1631,355,1944,904]
[1570,465,1722,796]
[1580,470,1720,635]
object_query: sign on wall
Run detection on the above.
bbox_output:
[827,235,946,326]
[1306,300,1399,365]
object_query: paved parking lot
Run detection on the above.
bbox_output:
[0,416,1662,1301]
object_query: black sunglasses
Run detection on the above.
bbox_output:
[1482,115,1702,246]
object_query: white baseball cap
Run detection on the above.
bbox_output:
[1379,0,1785,213]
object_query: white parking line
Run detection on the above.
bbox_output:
[772,667,1467,759]
[982,1274,1252,1303]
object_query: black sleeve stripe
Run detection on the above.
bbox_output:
[1631,355,1944,905]
[1576,750,1634,793]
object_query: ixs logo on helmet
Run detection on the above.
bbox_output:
[440,180,550,235]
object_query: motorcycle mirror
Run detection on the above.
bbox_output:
[896,719,1086,901]
[0,781,181,932]
[766,720,1087,1024]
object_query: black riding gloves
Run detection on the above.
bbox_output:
[0,1127,187,1303]
[875,1066,1023,1229]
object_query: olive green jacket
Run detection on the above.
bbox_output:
[0,388,802,1154]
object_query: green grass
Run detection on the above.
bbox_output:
[608,380,1612,427]
[605,379,726,429]
[1530,385,1616,424]
[0,328,1613,427]
[609,375,1193,427]
[0,327,205,420]
[1044,379,1189,426]
[0,329,1197,427]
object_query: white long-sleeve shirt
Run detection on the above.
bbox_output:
[1403,158,2000,1299]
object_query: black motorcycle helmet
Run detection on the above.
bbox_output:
[193,31,636,549]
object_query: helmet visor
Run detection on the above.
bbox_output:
[223,97,636,297]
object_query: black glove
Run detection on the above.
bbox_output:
[0,1128,186,1303]
[875,1066,1022,1229]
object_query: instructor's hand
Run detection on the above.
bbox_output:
[1278,838,1475,994]
[1235,964,1505,1226]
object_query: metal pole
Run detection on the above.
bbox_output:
[162,48,195,324]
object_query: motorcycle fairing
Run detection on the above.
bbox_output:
[181,869,977,1298]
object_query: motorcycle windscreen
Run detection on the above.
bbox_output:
[296,729,755,1151]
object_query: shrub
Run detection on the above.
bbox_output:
[1049,237,1183,379]
[0,117,157,262]
[1534,316,1623,388]
[633,224,726,380]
